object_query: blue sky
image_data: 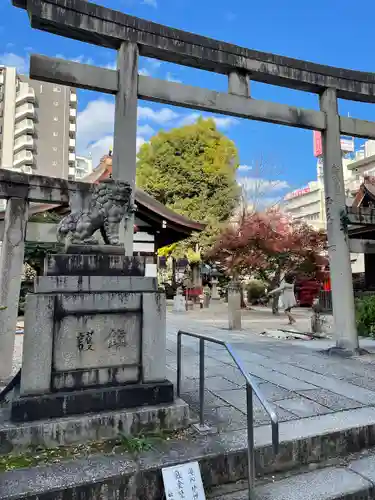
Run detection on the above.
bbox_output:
[2,0,375,203]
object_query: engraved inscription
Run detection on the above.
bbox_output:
[54,313,140,372]
[77,330,94,352]
[107,328,127,350]
[332,163,342,197]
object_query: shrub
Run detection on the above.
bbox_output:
[246,280,266,305]
[355,294,375,337]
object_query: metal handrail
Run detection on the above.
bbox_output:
[177,330,279,499]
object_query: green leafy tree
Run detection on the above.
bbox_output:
[136,118,240,255]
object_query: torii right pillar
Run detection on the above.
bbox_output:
[320,88,359,353]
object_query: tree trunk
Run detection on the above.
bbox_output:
[171,257,177,288]
[270,268,281,315]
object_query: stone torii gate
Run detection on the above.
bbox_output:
[11,0,375,355]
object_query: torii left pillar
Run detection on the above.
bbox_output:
[0,198,29,382]
[112,42,139,256]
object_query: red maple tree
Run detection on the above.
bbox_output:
[208,210,327,287]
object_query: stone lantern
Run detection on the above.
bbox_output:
[210,265,221,301]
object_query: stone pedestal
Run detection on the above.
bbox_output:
[228,282,242,330]
[12,248,177,423]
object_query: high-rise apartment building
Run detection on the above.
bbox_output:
[75,155,93,179]
[0,66,77,178]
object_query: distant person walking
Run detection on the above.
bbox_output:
[268,274,297,325]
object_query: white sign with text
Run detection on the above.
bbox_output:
[162,461,206,500]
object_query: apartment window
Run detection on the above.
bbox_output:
[52,146,58,152]
[40,84,43,93]
[53,101,59,107]
[53,131,59,137]
[52,161,57,166]
[53,86,61,93]
[53,116,58,122]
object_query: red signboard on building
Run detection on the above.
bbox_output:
[313,131,323,157]
[284,187,311,200]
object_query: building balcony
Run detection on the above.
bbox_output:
[15,103,35,122]
[69,108,76,120]
[70,92,77,107]
[69,123,76,137]
[13,150,34,167]
[13,134,34,154]
[21,165,33,174]
[69,137,76,150]
[16,87,36,105]
[14,119,35,138]
[68,152,76,163]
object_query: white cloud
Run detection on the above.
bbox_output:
[137,136,146,152]
[143,0,157,6]
[138,106,179,124]
[212,116,238,129]
[84,134,147,168]
[178,113,200,127]
[0,53,28,73]
[177,112,237,129]
[77,99,115,153]
[239,177,289,196]
[139,68,151,76]
[166,72,182,83]
[87,135,113,168]
[240,177,288,211]
[238,164,251,172]
[137,124,155,136]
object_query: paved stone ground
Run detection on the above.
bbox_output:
[167,301,313,333]
[8,304,375,436]
[167,305,375,432]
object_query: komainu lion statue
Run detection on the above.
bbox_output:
[57,179,134,245]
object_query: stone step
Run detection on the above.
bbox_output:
[209,454,375,499]
[3,407,375,498]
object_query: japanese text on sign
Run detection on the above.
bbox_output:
[162,461,205,500]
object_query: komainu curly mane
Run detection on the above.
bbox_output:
[57,179,134,245]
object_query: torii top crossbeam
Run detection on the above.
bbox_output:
[13,0,375,103]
